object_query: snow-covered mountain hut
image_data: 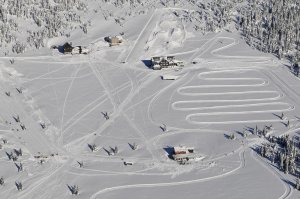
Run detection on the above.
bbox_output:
[151,56,184,70]
[105,36,123,47]
[63,42,73,54]
[172,146,204,163]
[71,46,90,55]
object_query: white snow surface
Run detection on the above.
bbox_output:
[0,3,300,199]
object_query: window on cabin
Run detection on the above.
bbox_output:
[188,149,194,153]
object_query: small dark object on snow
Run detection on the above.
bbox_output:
[13,115,20,123]
[68,185,79,195]
[12,156,18,162]
[124,161,133,166]
[5,91,10,97]
[6,151,13,160]
[16,88,22,94]
[40,122,46,129]
[88,144,97,152]
[0,177,4,185]
[20,124,26,130]
[77,161,84,168]
[15,181,22,191]
[15,162,23,172]
[14,148,22,156]
[129,143,138,150]
[160,124,167,132]
[102,112,109,120]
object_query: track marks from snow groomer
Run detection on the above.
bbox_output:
[173,68,293,125]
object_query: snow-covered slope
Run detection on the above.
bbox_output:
[0,0,300,199]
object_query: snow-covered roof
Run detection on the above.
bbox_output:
[174,146,194,152]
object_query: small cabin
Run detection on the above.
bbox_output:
[161,75,179,80]
[63,42,73,54]
[174,146,194,155]
[124,161,134,166]
[105,36,123,47]
[172,146,204,163]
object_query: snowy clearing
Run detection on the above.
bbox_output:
[0,2,300,199]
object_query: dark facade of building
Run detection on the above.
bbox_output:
[63,42,73,54]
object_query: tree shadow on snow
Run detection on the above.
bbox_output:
[272,113,282,119]
[14,163,21,171]
[224,134,231,139]
[280,121,288,127]
[283,179,295,188]
[102,147,111,155]
[159,125,166,132]
[235,130,243,137]
[250,146,282,171]
[245,126,254,134]
[5,151,12,160]
[87,144,95,152]
[250,146,260,154]
[128,143,135,150]
[67,184,75,194]
[282,63,292,71]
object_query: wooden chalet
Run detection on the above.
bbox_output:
[171,146,204,164]
[63,42,73,54]
[105,36,123,47]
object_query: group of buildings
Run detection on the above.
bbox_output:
[61,36,123,55]
[151,56,184,70]
[60,37,184,71]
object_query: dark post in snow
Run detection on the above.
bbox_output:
[77,161,84,168]
[160,124,167,132]
[281,112,284,120]
[88,144,97,152]
[5,91,11,97]
[40,122,46,129]
[0,177,4,186]
[15,181,22,191]
[102,112,109,120]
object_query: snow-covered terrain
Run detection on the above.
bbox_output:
[0,0,300,199]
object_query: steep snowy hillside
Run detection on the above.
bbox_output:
[238,0,300,63]
[0,0,88,54]
[0,0,241,55]
[1,0,299,62]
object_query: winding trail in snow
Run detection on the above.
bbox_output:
[90,149,246,199]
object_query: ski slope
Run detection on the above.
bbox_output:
[0,5,300,199]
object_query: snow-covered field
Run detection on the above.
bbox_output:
[0,4,300,199]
